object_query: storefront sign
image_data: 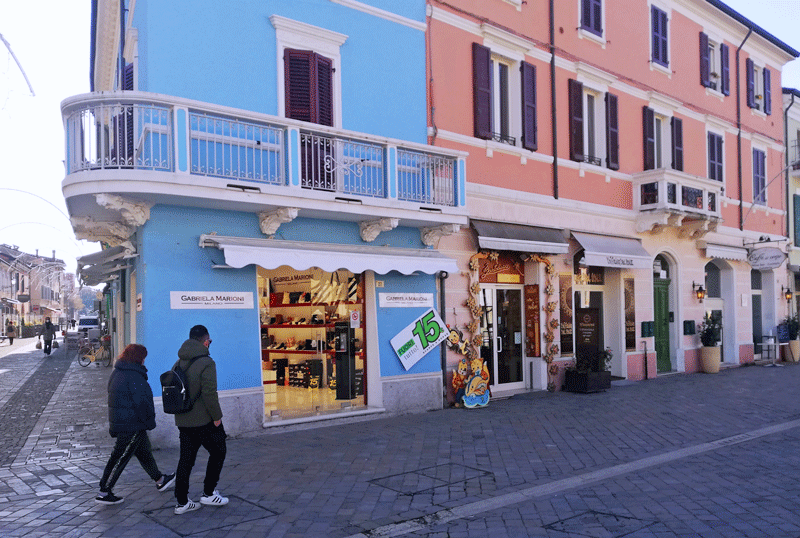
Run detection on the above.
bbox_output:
[379,293,434,308]
[748,247,786,270]
[478,253,524,283]
[170,291,254,309]
[559,274,573,355]
[390,309,449,370]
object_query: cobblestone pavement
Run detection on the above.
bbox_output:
[2,339,800,537]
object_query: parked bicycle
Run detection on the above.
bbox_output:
[78,336,112,367]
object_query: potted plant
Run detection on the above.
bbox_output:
[698,313,721,373]
[564,345,612,393]
[783,315,800,363]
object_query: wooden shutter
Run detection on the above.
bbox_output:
[316,55,333,126]
[472,43,492,140]
[606,93,619,170]
[582,0,602,36]
[671,117,683,171]
[642,106,655,170]
[720,43,730,96]
[521,61,537,151]
[568,79,584,162]
[652,7,668,65]
[699,32,710,88]
[746,58,755,108]
[285,48,313,122]
[763,68,772,115]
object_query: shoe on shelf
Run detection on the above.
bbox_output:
[95,492,124,505]
[174,499,201,514]
[200,490,229,506]
[156,473,176,491]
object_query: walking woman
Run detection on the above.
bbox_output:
[5,320,15,345]
[96,344,175,505]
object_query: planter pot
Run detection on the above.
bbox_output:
[785,340,800,363]
[700,346,720,373]
[564,370,611,393]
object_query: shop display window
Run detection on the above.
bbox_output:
[258,267,365,420]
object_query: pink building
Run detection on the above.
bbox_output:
[427,0,799,398]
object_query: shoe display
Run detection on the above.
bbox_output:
[200,490,229,506]
[156,473,176,491]
[95,492,124,505]
[174,499,201,514]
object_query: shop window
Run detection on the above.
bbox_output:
[259,267,365,420]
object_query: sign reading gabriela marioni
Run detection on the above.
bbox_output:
[170,291,254,309]
[748,247,786,271]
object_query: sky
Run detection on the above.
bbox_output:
[0,0,800,279]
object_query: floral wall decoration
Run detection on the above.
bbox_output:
[526,254,559,392]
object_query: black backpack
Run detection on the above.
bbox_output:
[160,357,201,414]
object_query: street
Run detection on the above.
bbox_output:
[1,338,800,537]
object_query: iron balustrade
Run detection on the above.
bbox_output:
[396,149,456,206]
[299,132,384,197]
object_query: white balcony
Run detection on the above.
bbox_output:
[633,169,722,239]
[61,92,468,244]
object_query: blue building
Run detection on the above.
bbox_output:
[64,0,467,444]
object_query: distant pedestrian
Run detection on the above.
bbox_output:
[5,320,15,345]
[70,319,76,329]
[40,317,57,355]
[96,344,175,505]
[173,325,228,515]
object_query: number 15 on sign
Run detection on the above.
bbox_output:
[390,309,449,370]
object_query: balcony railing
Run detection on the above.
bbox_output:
[62,92,464,210]
[633,170,722,219]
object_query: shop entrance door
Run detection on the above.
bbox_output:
[654,279,671,372]
[479,286,524,391]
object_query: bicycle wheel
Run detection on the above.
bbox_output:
[101,346,112,367]
[78,353,92,367]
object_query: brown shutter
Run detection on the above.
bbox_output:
[671,117,683,171]
[764,68,772,115]
[568,79,584,162]
[606,93,619,171]
[699,32,710,88]
[720,43,730,96]
[316,55,334,126]
[746,58,755,108]
[520,61,537,151]
[285,48,313,122]
[642,106,655,170]
[472,43,492,140]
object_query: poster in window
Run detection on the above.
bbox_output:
[625,278,636,350]
[559,273,573,356]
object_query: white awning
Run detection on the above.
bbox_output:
[699,242,748,262]
[572,231,652,270]
[199,235,457,275]
[471,219,569,254]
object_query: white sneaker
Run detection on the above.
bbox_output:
[174,499,201,514]
[200,490,229,506]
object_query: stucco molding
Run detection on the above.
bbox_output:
[259,207,299,236]
[420,224,461,247]
[95,194,152,227]
[360,218,399,242]
[71,216,135,246]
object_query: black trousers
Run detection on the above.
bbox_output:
[43,338,52,355]
[175,422,227,505]
[99,430,162,493]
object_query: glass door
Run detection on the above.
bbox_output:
[479,286,524,390]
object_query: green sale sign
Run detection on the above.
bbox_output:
[390,309,449,370]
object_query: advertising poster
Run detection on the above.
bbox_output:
[390,309,449,370]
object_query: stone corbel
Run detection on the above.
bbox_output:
[359,218,399,242]
[259,207,299,236]
[635,211,684,234]
[95,194,153,227]
[420,224,461,247]
[70,216,135,247]
[678,219,710,239]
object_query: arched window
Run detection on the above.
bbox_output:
[705,262,721,298]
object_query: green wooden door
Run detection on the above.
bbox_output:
[654,279,671,372]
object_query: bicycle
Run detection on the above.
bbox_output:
[78,338,112,367]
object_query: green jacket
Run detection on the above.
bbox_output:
[172,339,223,427]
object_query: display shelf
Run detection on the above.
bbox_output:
[262,323,337,329]
[263,349,364,356]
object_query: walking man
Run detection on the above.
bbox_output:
[173,325,228,514]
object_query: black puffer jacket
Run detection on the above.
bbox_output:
[107,361,157,436]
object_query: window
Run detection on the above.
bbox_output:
[708,132,723,182]
[568,79,618,170]
[746,59,772,114]
[651,6,668,67]
[699,33,729,95]
[472,43,537,151]
[581,0,603,37]
[643,107,683,171]
[753,148,766,205]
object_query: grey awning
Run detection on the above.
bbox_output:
[199,235,457,275]
[76,245,136,286]
[471,219,569,254]
[572,231,651,269]
[697,241,748,262]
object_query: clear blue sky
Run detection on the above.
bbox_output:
[0,0,799,276]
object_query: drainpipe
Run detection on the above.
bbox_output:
[549,0,558,199]
[736,28,752,230]
[785,92,795,240]
[438,271,449,405]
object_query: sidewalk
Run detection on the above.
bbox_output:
[2,347,800,537]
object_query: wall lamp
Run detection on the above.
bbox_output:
[692,281,706,302]
[782,285,793,303]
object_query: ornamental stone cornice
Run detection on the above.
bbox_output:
[95,194,152,227]
[420,224,461,247]
[70,217,134,247]
[259,207,299,236]
[359,218,399,243]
